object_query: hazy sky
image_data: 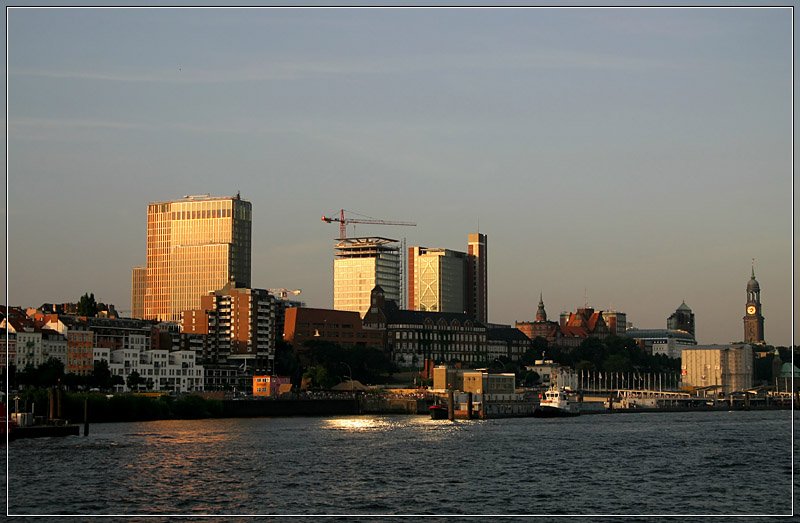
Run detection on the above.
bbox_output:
[5,7,795,346]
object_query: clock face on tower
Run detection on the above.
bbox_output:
[747,305,756,315]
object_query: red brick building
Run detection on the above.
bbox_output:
[283,307,384,349]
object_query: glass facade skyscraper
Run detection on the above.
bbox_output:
[139,194,252,322]
[333,237,400,317]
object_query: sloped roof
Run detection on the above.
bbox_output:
[383,299,483,328]
[331,379,369,391]
[488,327,530,342]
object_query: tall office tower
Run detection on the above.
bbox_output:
[142,194,252,322]
[667,301,695,337]
[407,247,467,313]
[466,233,487,323]
[130,266,146,319]
[181,282,275,372]
[333,237,400,317]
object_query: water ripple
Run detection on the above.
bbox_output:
[8,411,794,516]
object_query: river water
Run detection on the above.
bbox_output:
[6,410,795,517]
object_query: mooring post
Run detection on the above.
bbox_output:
[48,388,55,421]
[57,386,63,419]
[466,392,473,420]
[447,389,455,421]
[83,397,89,437]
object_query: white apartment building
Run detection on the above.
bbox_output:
[95,348,203,393]
[15,329,67,368]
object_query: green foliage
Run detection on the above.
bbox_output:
[77,292,99,317]
[90,360,113,390]
[547,335,680,375]
[126,371,143,391]
[13,359,65,388]
[299,340,394,387]
[171,395,223,418]
[303,366,336,389]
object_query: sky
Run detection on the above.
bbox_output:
[4,7,795,346]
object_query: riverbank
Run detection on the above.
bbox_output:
[9,389,794,426]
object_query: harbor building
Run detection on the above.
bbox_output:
[407,247,467,313]
[181,282,276,373]
[602,311,627,337]
[466,233,488,323]
[138,194,252,322]
[681,344,753,394]
[667,301,695,337]
[333,237,400,317]
[516,294,561,343]
[363,286,488,368]
[432,366,515,395]
[555,307,610,348]
[743,265,765,344]
[282,307,384,349]
[625,328,697,359]
[486,327,531,362]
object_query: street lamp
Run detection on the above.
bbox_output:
[340,361,353,397]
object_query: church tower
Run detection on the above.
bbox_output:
[535,292,547,322]
[743,263,765,344]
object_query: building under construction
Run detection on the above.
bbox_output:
[333,237,400,317]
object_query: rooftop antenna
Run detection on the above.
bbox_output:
[584,287,588,308]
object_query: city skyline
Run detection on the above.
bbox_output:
[5,7,795,346]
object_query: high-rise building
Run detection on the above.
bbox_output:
[333,237,400,317]
[466,233,487,323]
[181,282,276,372]
[667,301,695,336]
[407,247,467,313]
[131,266,146,319]
[743,265,765,344]
[140,194,252,322]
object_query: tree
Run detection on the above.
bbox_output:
[603,353,632,373]
[90,360,113,390]
[63,372,87,390]
[37,357,65,387]
[77,292,99,317]
[126,371,143,391]
[111,375,125,388]
[15,363,37,388]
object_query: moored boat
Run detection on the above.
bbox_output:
[533,388,580,417]
[429,404,449,420]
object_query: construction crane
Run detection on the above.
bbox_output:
[321,209,416,240]
[268,288,302,300]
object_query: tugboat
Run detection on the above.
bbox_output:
[533,388,580,417]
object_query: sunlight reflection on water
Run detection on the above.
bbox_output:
[8,411,795,516]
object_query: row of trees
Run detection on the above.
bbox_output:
[275,340,395,390]
[11,358,152,392]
